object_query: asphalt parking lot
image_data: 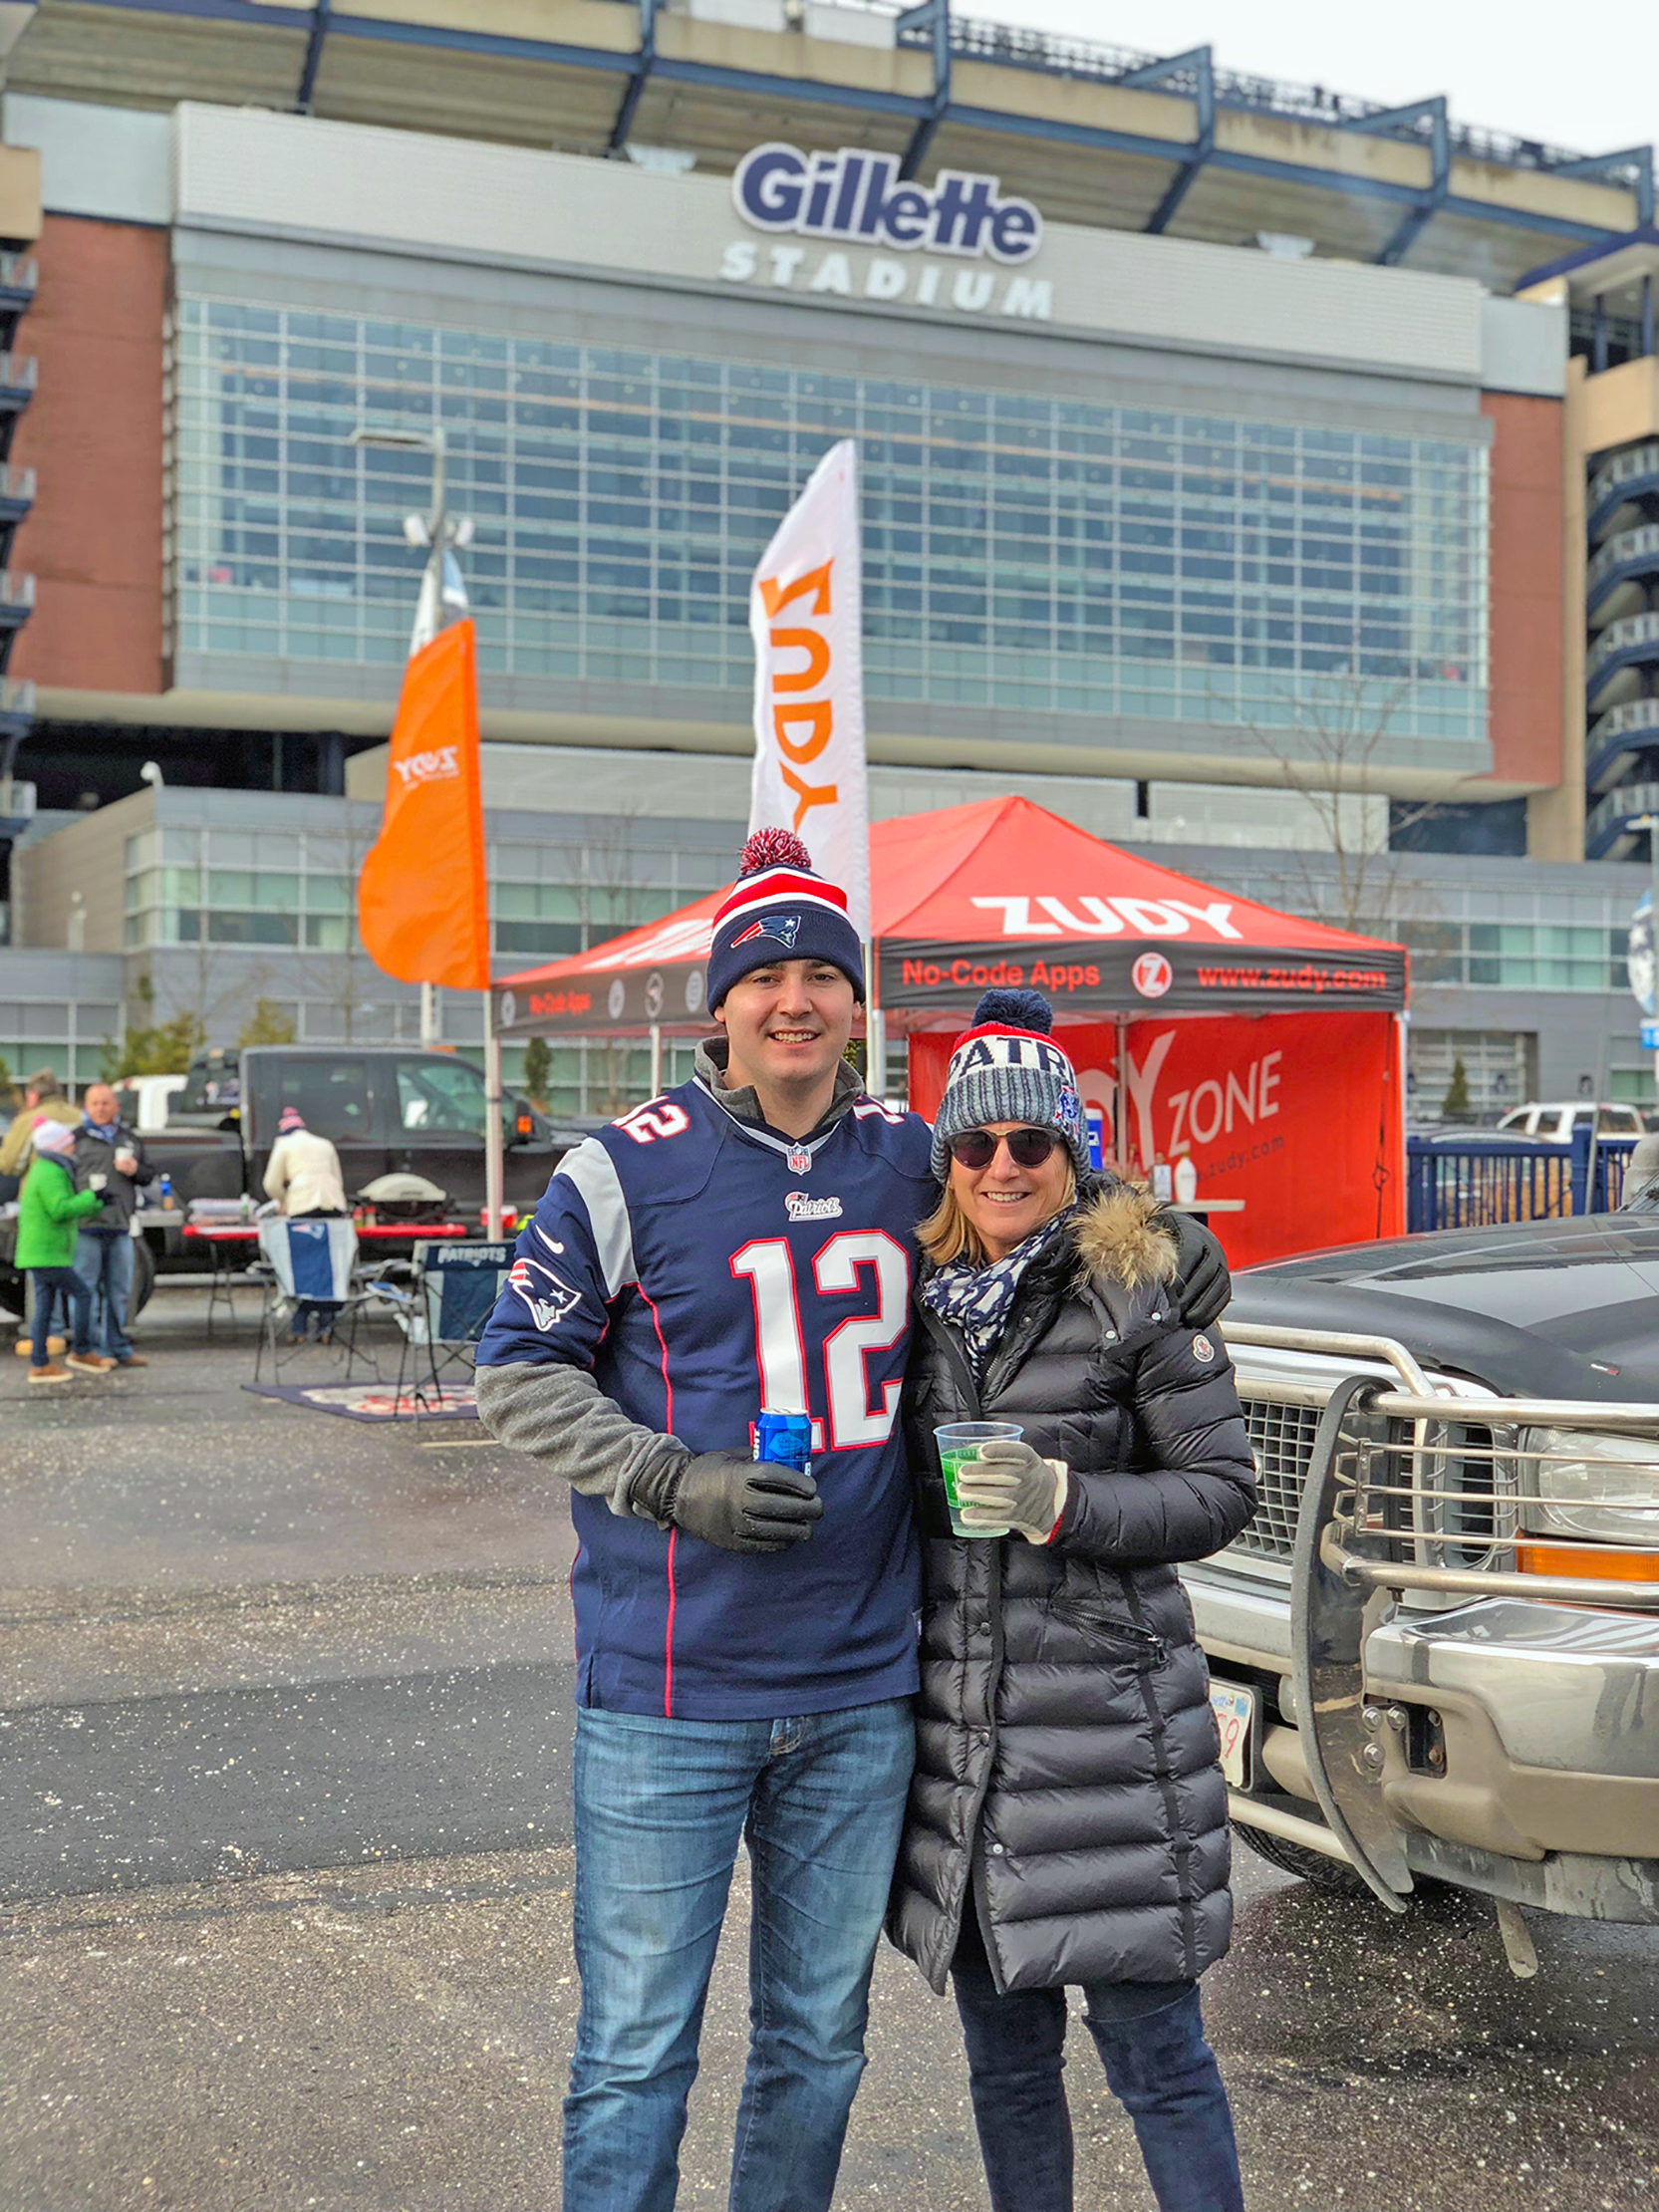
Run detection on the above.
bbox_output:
[3,1287,1657,2212]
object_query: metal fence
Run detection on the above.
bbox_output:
[1405,1131,1639,1233]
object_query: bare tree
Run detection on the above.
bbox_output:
[1229,666,1470,939]
[289,807,391,1043]
[561,804,657,1117]
[146,842,282,1049]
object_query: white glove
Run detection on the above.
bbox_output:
[955,1437,1069,1544]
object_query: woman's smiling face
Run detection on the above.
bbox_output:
[949,1122,1073,1261]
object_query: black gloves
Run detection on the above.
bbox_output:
[1162,1209,1232,1330]
[634,1449,823,1555]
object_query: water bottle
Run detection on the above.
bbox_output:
[158,1173,173,1211]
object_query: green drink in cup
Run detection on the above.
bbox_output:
[934,1421,1024,1538]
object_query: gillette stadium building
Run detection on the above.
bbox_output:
[2,0,1658,1115]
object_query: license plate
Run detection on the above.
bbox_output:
[1209,1682,1255,1789]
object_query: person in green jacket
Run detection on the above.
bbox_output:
[17,1120,116,1383]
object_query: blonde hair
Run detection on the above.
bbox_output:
[918,1161,1077,1268]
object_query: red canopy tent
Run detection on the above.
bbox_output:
[494,798,1408,1264]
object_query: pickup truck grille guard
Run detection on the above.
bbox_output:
[1225,1323,1659,1920]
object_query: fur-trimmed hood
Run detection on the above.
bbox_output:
[1068,1181,1179,1292]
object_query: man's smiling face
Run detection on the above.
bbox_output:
[716,958,856,1098]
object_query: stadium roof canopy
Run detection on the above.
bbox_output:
[3,0,1652,291]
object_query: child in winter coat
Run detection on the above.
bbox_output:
[16,1120,116,1382]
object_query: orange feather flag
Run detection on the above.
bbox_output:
[357,619,489,990]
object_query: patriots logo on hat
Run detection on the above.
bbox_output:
[508,1257,582,1334]
[731,914,802,951]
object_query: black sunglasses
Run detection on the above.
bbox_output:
[948,1126,1062,1172]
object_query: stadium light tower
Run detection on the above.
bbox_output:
[351,423,476,1050]
[350,422,474,655]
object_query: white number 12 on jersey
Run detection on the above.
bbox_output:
[729,1232,911,1449]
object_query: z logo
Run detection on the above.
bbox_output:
[509,1257,583,1333]
[731,914,802,952]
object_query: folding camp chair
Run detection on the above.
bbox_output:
[252,1216,383,1381]
[370,1239,512,1411]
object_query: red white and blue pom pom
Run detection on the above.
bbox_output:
[738,828,814,878]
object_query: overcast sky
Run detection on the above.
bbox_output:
[975,1,1658,163]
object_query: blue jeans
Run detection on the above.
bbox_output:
[28,1265,93,1363]
[951,1919,1244,2212]
[74,1230,135,1360]
[565,1697,915,2212]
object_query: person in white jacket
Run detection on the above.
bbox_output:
[263,1106,349,1339]
[263,1106,347,1218]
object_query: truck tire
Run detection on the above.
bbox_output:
[132,1237,155,1317]
[1232,1817,1367,1891]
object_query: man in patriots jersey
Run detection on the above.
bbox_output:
[476,830,1229,2212]
[477,830,931,2212]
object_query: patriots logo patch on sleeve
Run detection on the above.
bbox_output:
[508,1256,584,1332]
[731,914,801,951]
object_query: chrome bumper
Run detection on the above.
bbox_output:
[1365,1596,1659,1779]
[1193,1323,1659,1920]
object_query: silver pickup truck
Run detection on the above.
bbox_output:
[1190,1215,1659,1975]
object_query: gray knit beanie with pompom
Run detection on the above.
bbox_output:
[929,986,1090,1183]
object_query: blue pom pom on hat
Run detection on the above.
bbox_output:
[968,985,1054,1035]
[929,984,1090,1182]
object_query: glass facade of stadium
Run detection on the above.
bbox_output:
[172,300,1488,751]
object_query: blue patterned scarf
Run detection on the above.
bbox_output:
[920,1203,1076,1382]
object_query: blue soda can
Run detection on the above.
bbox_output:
[755,1409,813,1476]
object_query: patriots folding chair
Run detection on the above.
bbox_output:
[252,1216,382,1381]
[370,1239,513,1411]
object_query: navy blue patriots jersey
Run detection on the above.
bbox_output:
[475,1076,937,1720]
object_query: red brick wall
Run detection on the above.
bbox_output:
[9,214,167,693]
[1482,391,1564,789]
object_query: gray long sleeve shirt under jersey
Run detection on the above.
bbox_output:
[473,1042,866,1519]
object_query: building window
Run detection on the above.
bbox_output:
[1408,1029,1535,1121]
[171,299,1490,748]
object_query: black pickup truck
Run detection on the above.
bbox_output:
[0,1044,573,1315]
[1188,1214,1659,1966]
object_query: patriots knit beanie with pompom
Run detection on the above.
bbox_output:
[929,985,1090,1183]
[705,829,865,1012]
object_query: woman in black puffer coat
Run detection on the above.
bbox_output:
[888,989,1256,2212]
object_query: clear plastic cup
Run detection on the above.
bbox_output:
[934,1421,1024,1538]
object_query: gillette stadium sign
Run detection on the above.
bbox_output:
[721,142,1053,321]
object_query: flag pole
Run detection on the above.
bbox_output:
[483,981,504,1242]
[864,938,885,1101]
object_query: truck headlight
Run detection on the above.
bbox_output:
[1520,1428,1659,1547]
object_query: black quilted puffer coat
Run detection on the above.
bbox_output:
[888,1182,1257,1997]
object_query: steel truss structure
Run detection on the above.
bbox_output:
[50,0,1658,262]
